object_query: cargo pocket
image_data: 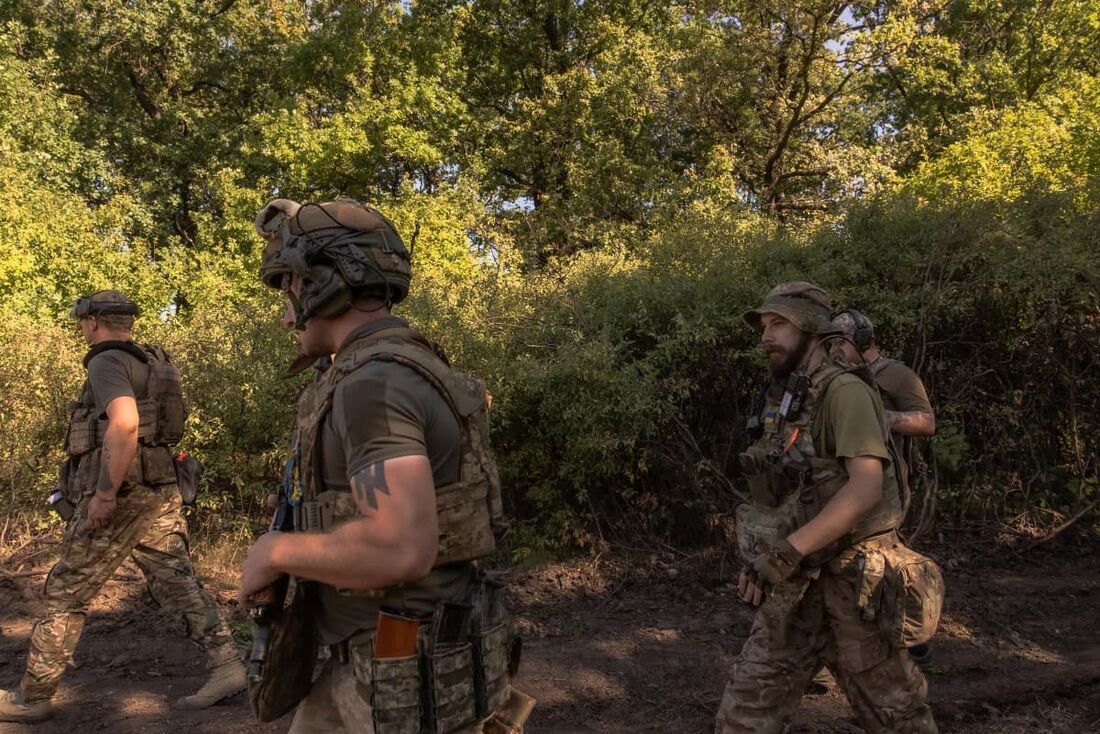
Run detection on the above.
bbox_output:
[878,545,944,648]
[370,655,422,734]
[471,623,512,718]
[424,643,477,733]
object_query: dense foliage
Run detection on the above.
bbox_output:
[1,1,1096,551]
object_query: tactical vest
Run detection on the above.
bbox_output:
[866,355,916,516]
[867,357,903,404]
[737,360,903,568]
[64,342,186,495]
[293,325,503,568]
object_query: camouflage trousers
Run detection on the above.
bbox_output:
[716,547,938,734]
[20,484,238,702]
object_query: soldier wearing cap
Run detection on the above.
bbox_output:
[715,282,938,733]
[0,290,246,723]
[240,199,529,733]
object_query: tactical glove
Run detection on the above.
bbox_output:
[751,538,803,587]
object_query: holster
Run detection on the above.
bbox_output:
[248,580,319,722]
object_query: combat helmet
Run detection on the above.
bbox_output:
[255,198,411,328]
[69,289,141,319]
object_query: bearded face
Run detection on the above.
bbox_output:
[760,313,813,381]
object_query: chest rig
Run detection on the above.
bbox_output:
[736,359,902,567]
[294,325,503,568]
[64,342,186,495]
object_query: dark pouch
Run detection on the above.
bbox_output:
[141,445,178,486]
[47,490,75,521]
[174,452,204,505]
[247,582,318,723]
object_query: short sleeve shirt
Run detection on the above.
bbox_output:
[871,359,932,415]
[84,348,149,414]
[312,318,470,645]
[811,373,890,464]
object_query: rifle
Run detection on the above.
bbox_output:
[247,356,330,682]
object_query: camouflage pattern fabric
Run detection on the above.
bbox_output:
[715,545,937,734]
[288,654,488,734]
[20,484,238,702]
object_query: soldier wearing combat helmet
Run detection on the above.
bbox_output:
[715,282,942,733]
[0,290,245,723]
[239,199,531,733]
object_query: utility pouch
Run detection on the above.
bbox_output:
[47,489,75,521]
[370,653,422,734]
[877,544,944,648]
[56,457,78,504]
[471,623,513,718]
[141,445,178,487]
[422,643,477,733]
[739,447,778,507]
[66,409,99,457]
[482,687,537,734]
[855,550,887,622]
[734,502,791,565]
[174,452,204,505]
[247,581,319,723]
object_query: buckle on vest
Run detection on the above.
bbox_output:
[292,499,335,532]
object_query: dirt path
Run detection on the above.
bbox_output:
[2,537,1099,733]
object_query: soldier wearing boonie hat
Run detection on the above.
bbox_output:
[743,281,842,336]
[715,282,941,734]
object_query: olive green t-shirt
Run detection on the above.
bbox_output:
[312,318,473,645]
[869,358,932,415]
[870,357,932,487]
[810,373,890,464]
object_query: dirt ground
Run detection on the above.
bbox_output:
[2,534,1099,734]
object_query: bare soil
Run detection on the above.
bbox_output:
[2,534,1098,734]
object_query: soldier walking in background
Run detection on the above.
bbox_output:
[832,307,937,670]
[240,199,530,733]
[716,282,941,734]
[0,290,246,723]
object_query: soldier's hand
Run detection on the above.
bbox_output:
[87,493,118,528]
[739,567,767,606]
[751,538,803,587]
[238,532,284,608]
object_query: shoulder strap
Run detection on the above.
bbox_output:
[82,340,149,368]
[868,356,902,378]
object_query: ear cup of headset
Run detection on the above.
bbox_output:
[849,310,873,350]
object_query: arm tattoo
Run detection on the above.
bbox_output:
[351,463,391,511]
[97,446,114,492]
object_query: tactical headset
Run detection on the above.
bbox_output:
[834,308,874,350]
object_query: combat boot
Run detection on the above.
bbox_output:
[173,658,247,709]
[909,643,934,672]
[0,688,52,722]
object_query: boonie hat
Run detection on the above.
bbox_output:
[744,281,838,335]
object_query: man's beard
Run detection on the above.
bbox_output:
[767,334,812,381]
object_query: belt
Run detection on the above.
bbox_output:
[330,629,375,665]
